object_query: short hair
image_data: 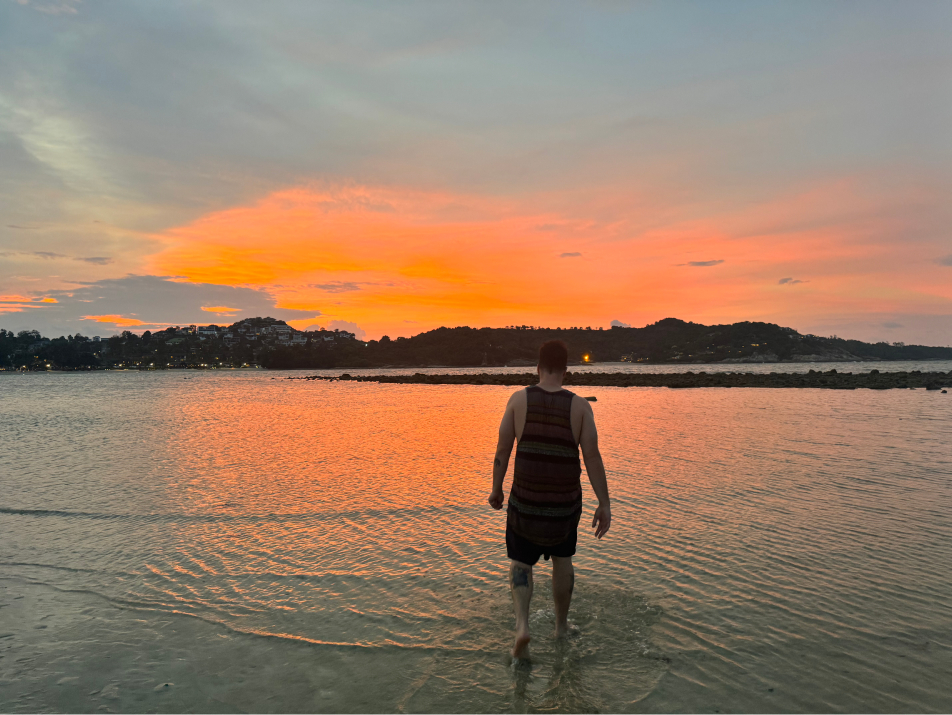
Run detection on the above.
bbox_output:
[538,340,568,373]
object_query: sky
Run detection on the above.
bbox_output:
[1,0,951,344]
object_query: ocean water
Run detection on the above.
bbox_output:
[1,371,951,713]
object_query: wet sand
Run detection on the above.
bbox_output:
[0,579,429,713]
[290,369,952,390]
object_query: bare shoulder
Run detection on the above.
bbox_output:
[571,393,595,418]
[508,387,528,407]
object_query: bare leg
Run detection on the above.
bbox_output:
[552,556,574,637]
[509,560,533,659]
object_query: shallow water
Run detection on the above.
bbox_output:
[1,371,951,712]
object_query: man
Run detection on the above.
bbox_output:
[488,339,611,660]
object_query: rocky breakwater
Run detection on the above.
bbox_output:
[289,369,952,390]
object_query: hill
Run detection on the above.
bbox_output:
[260,318,952,369]
[3,318,950,370]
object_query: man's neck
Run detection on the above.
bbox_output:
[536,371,564,392]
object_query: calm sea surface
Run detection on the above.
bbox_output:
[2,370,951,713]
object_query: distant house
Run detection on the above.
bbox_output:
[338,331,356,340]
[197,325,218,338]
[290,334,307,345]
[322,334,335,342]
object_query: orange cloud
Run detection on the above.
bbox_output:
[0,295,59,313]
[147,179,952,339]
[201,305,240,315]
[81,314,147,327]
[0,295,57,304]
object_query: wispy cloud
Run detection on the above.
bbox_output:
[201,305,241,315]
[4,251,114,265]
[310,282,364,293]
[80,315,147,327]
[77,256,113,265]
[779,277,805,285]
[937,255,952,267]
[680,260,724,267]
[328,319,366,339]
[559,252,582,258]
[0,294,58,312]
[610,319,630,328]
[15,0,82,15]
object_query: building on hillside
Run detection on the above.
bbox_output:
[291,334,307,345]
[197,325,218,338]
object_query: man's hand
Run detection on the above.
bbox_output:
[592,502,611,539]
[488,488,504,510]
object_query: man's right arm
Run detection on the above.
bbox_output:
[488,393,517,510]
[578,399,611,538]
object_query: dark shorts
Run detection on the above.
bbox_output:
[506,525,577,566]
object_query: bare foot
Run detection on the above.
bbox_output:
[512,628,531,659]
[555,623,579,639]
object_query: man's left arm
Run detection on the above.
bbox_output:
[488,395,516,510]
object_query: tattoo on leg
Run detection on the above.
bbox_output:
[494,457,501,468]
[511,566,530,588]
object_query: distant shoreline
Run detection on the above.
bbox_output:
[5,357,952,373]
[289,370,952,390]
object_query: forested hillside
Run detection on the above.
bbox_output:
[4,318,950,370]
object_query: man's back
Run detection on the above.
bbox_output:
[487,339,611,660]
[507,385,583,547]
[508,385,590,445]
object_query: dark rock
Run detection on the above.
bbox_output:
[290,370,946,390]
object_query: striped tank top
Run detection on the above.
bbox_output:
[507,385,583,546]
